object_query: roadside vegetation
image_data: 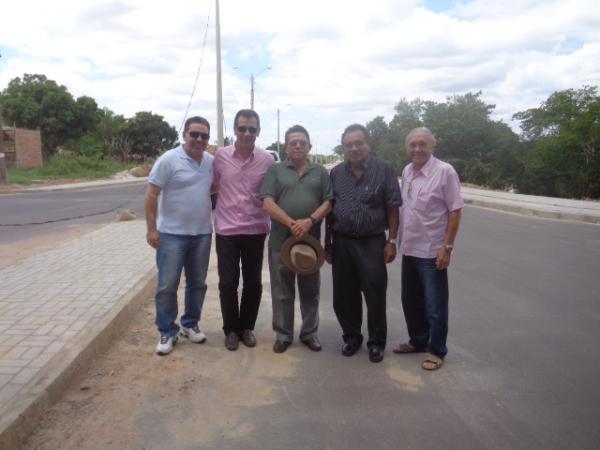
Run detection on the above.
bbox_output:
[6,156,135,185]
[1,73,599,198]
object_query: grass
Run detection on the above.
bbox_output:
[6,156,135,185]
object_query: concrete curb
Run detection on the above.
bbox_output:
[0,269,156,449]
[463,198,600,225]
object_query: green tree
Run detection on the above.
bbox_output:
[514,86,600,198]
[0,74,79,155]
[126,111,177,158]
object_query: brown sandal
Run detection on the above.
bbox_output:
[421,354,444,371]
[392,342,422,354]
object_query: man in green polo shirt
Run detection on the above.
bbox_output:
[260,125,333,354]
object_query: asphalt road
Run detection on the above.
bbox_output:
[0,183,147,244]
[19,197,600,450]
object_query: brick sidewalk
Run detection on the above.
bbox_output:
[0,220,155,446]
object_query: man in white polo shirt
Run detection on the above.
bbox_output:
[145,116,214,355]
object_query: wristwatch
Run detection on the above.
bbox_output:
[444,244,454,253]
[309,216,318,225]
[387,239,397,245]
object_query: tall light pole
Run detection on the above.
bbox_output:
[215,0,224,146]
[234,66,271,110]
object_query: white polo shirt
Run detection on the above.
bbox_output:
[148,145,213,235]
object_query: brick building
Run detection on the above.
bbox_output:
[1,127,43,169]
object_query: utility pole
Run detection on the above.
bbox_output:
[277,108,280,154]
[215,0,224,146]
[235,66,270,110]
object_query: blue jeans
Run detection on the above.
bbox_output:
[155,232,212,337]
[401,255,449,358]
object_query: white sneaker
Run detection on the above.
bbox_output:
[156,335,178,355]
[179,325,207,343]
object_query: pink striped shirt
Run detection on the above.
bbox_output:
[213,145,275,235]
[399,156,464,258]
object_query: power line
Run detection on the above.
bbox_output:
[178,1,212,136]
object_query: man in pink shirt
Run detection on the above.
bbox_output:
[394,127,464,371]
[213,109,275,351]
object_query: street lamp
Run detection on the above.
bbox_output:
[234,66,271,110]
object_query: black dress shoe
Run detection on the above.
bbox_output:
[301,336,322,352]
[241,329,256,347]
[225,332,239,351]
[273,340,291,353]
[341,338,362,357]
[369,346,384,363]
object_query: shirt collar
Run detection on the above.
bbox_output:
[344,154,372,172]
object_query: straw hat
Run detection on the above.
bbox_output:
[280,234,325,275]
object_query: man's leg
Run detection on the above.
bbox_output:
[401,256,429,350]
[357,235,388,350]
[239,234,267,331]
[180,234,212,329]
[298,270,320,341]
[419,258,449,358]
[332,235,363,343]
[155,233,186,337]
[269,249,296,343]
[216,234,241,335]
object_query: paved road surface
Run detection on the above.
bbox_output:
[22,206,600,450]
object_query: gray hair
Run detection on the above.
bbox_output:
[405,127,436,148]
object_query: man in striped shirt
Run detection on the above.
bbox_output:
[325,124,402,363]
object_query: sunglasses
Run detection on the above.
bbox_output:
[288,139,309,148]
[189,131,210,140]
[343,139,366,150]
[237,126,258,134]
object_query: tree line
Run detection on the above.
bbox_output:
[350,87,600,200]
[1,74,598,199]
[0,74,177,162]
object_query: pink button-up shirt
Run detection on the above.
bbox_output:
[399,156,464,258]
[213,145,275,235]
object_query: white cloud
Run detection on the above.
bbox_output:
[1,0,599,152]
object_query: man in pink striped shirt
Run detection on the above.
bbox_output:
[394,127,464,371]
[213,109,275,351]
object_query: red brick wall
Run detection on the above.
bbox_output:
[14,129,43,169]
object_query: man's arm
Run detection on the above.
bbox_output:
[435,209,462,270]
[144,184,162,249]
[383,206,400,263]
[263,196,294,228]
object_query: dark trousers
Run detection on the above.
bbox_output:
[216,233,266,336]
[401,255,449,358]
[332,233,388,349]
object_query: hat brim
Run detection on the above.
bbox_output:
[280,234,325,275]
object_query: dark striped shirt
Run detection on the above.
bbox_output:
[330,154,402,236]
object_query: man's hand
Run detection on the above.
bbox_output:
[435,247,451,270]
[290,218,312,239]
[384,242,397,264]
[146,230,160,249]
[324,242,333,264]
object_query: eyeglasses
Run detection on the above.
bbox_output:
[408,140,431,149]
[237,126,258,135]
[343,139,366,150]
[288,139,309,148]
[189,131,210,140]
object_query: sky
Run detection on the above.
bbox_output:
[1,0,599,154]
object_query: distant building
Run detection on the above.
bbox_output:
[1,127,43,169]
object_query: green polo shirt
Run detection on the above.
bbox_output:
[260,161,334,251]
